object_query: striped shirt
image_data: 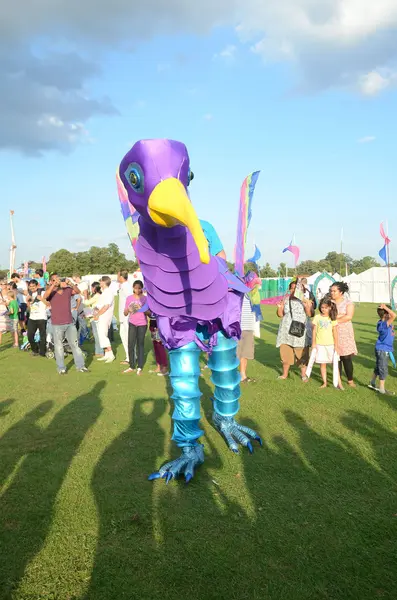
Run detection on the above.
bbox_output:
[241,295,256,331]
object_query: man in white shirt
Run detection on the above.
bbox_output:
[117,270,133,364]
[26,279,48,356]
[238,294,256,383]
[72,274,89,339]
[72,274,88,294]
[10,272,28,329]
[93,276,115,363]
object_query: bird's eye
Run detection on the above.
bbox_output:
[125,163,144,194]
[187,169,194,187]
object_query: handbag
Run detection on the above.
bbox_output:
[288,298,306,338]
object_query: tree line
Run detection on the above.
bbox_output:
[257,252,382,278]
[0,248,384,280]
[0,243,138,279]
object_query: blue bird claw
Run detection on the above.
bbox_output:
[213,412,261,454]
[148,444,205,484]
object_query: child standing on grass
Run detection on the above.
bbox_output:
[7,291,20,348]
[369,304,396,396]
[149,313,168,376]
[311,297,342,389]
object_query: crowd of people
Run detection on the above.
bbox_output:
[275,279,395,395]
[1,268,395,394]
[0,269,173,377]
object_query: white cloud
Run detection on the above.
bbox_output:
[358,70,397,96]
[213,44,237,61]
[239,0,397,94]
[2,0,397,155]
[358,136,376,144]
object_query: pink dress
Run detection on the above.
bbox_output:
[336,298,357,357]
[0,293,10,334]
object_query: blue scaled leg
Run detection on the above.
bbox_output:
[148,342,205,484]
[210,331,262,453]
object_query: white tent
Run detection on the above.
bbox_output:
[345,267,397,303]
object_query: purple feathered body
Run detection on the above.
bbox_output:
[118,139,246,350]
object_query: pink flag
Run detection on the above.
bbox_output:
[380,222,391,245]
[283,242,300,267]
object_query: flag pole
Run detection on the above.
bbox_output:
[386,221,392,305]
[340,227,343,275]
[9,210,16,277]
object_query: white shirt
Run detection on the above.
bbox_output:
[74,280,89,295]
[109,281,120,296]
[29,292,48,321]
[241,295,256,332]
[118,280,133,321]
[96,287,114,322]
[15,280,27,304]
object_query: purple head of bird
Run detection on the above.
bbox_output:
[118,138,210,264]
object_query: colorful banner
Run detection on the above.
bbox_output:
[234,171,260,276]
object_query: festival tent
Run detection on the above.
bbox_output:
[345,267,397,304]
[306,272,322,286]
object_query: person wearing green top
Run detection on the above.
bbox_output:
[7,294,19,347]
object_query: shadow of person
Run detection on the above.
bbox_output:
[0,382,104,599]
[84,396,167,599]
[265,410,397,598]
[341,410,397,477]
[85,375,255,600]
[230,409,397,598]
[0,399,15,419]
[0,401,53,489]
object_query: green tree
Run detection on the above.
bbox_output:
[317,260,333,273]
[244,261,258,274]
[324,252,353,273]
[126,260,139,273]
[297,260,319,275]
[351,256,380,274]
[278,263,288,277]
[47,250,77,276]
[259,263,277,278]
[75,252,91,275]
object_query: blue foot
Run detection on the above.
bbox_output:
[148,444,205,484]
[213,412,262,453]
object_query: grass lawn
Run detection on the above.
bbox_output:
[1,304,397,600]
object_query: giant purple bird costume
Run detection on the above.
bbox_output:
[117,139,261,483]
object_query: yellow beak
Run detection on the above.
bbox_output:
[148,178,210,264]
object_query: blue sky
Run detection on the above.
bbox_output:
[2,2,397,271]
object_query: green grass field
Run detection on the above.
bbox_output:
[1,304,397,600]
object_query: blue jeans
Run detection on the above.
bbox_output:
[91,320,104,356]
[53,323,85,372]
[375,349,389,380]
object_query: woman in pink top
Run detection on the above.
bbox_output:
[123,281,148,375]
[330,282,358,387]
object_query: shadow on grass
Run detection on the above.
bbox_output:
[0,382,104,599]
[83,386,397,599]
[0,400,14,418]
